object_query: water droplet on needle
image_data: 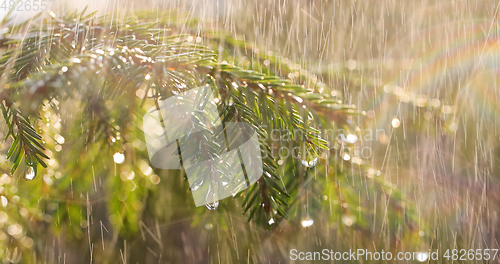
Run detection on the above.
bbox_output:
[25,167,35,180]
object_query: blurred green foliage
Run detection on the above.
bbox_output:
[0,8,424,263]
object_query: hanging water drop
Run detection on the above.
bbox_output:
[308,157,318,167]
[113,152,125,164]
[301,217,314,227]
[301,157,318,168]
[25,167,35,180]
[341,134,358,144]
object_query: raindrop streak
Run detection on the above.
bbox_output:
[25,167,35,180]
[206,201,219,210]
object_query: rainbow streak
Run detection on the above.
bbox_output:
[364,23,500,139]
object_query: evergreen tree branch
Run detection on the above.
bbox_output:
[0,11,415,230]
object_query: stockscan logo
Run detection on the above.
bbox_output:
[143,85,263,208]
